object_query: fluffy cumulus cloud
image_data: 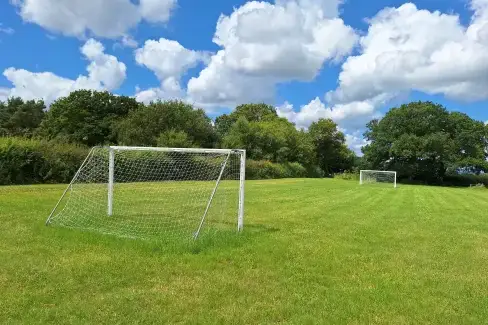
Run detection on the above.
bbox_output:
[277,94,388,130]
[12,0,177,38]
[133,38,207,103]
[328,0,488,104]
[345,131,370,156]
[280,0,488,148]
[1,39,126,104]
[187,0,357,107]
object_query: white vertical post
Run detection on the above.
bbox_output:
[108,148,115,216]
[394,171,397,188]
[359,170,363,185]
[238,150,246,232]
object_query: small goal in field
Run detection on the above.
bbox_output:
[46,146,246,241]
[359,170,397,188]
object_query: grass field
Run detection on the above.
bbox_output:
[2,179,488,324]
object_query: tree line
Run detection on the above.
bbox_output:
[0,90,355,182]
[1,90,487,185]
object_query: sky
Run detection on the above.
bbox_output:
[0,0,487,155]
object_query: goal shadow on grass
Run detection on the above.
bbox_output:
[46,218,279,255]
[185,223,279,254]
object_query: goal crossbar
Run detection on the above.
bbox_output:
[110,146,245,154]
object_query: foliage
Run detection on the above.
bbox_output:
[115,100,216,148]
[334,171,360,181]
[157,130,195,148]
[0,137,88,185]
[308,118,355,176]
[0,97,45,137]
[215,103,278,138]
[245,160,310,179]
[38,90,140,146]
[362,101,488,184]
[222,117,314,167]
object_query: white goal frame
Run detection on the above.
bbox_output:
[46,146,246,239]
[359,170,397,188]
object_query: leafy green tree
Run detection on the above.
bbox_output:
[39,90,140,146]
[308,118,354,175]
[447,112,488,174]
[362,101,488,183]
[157,130,194,148]
[0,97,45,137]
[116,100,216,147]
[222,117,314,166]
[215,103,278,138]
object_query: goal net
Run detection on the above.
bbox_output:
[360,170,397,188]
[46,146,246,241]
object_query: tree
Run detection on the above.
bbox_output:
[308,118,354,175]
[157,130,194,148]
[39,90,140,146]
[115,100,217,148]
[222,116,314,166]
[215,103,278,139]
[0,97,45,137]
[362,101,488,183]
[447,112,488,174]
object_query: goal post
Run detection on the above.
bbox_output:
[360,170,397,188]
[46,146,246,240]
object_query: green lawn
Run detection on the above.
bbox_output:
[1,179,488,324]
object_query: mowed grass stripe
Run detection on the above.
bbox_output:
[2,179,488,324]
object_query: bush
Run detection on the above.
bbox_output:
[246,160,317,180]
[0,137,88,185]
[335,171,360,181]
[442,174,488,187]
[0,138,324,185]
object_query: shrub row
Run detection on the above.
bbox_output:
[245,160,323,180]
[334,171,360,181]
[0,137,321,185]
[441,174,488,187]
[0,137,88,185]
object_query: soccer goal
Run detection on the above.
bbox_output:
[46,146,246,240]
[359,170,397,188]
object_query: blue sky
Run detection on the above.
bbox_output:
[1,0,487,153]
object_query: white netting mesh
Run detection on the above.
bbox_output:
[360,170,396,187]
[47,147,243,241]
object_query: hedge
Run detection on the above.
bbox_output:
[0,137,321,185]
[0,137,88,185]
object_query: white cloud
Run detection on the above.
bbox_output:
[120,35,138,48]
[0,23,14,35]
[139,0,177,23]
[2,39,126,104]
[328,1,488,105]
[187,0,357,107]
[0,88,10,102]
[135,38,204,82]
[345,131,370,156]
[12,0,177,39]
[277,94,388,130]
[82,39,127,90]
[133,38,206,103]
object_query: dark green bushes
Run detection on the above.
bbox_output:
[245,160,322,180]
[0,138,323,185]
[0,137,88,185]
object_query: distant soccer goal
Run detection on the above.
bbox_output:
[360,170,397,188]
[46,146,246,241]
